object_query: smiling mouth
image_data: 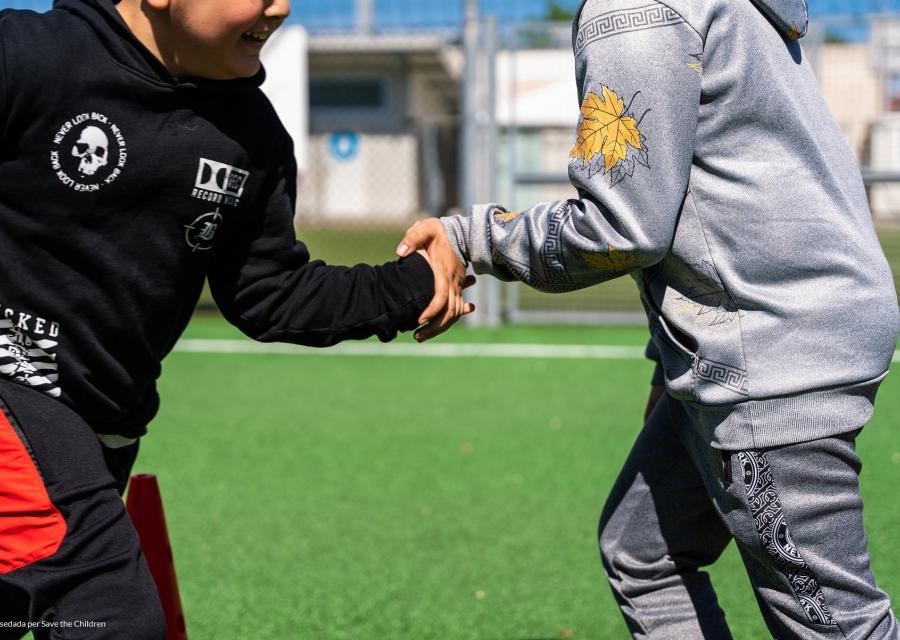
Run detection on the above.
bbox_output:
[242,31,271,43]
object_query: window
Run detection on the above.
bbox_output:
[309,79,387,110]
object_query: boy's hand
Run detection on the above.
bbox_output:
[396,219,475,341]
[644,384,666,422]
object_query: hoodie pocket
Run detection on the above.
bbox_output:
[651,314,698,401]
[646,191,751,405]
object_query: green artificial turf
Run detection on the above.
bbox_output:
[126,318,900,640]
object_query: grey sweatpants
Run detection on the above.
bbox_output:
[599,393,898,639]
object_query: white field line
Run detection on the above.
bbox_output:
[174,339,647,360]
[175,339,900,363]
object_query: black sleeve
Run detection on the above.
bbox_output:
[0,14,10,134]
[207,138,435,347]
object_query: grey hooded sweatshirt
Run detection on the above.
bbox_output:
[441,0,900,449]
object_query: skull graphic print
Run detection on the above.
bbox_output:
[51,112,127,191]
[71,126,109,176]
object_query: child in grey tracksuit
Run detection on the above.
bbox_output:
[415,0,900,637]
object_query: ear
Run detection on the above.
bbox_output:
[145,0,170,10]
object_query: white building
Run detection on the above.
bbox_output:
[301,33,462,223]
[264,28,900,223]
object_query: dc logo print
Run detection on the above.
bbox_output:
[185,209,223,252]
[191,158,250,207]
[195,159,249,198]
[50,112,127,192]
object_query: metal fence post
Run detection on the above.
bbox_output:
[480,15,501,327]
[354,0,374,34]
[461,0,501,326]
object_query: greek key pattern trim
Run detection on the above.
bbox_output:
[738,451,836,627]
[694,359,749,396]
[542,203,572,286]
[492,252,580,293]
[575,4,685,56]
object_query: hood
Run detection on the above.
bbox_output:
[52,0,265,92]
[749,0,809,40]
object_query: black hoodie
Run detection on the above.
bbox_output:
[0,0,434,437]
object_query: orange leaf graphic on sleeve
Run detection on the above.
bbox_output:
[571,86,642,173]
[580,244,636,273]
[493,210,522,224]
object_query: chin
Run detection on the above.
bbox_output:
[231,60,262,79]
[199,58,261,81]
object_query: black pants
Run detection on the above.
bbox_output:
[0,379,165,640]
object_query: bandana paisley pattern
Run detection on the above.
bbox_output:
[738,450,836,626]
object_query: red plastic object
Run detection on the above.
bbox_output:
[126,473,188,640]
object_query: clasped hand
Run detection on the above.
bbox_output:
[396,218,475,341]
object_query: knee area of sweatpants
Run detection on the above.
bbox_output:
[85,569,167,640]
[129,600,167,640]
[597,515,633,577]
[28,604,165,640]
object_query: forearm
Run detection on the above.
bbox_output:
[441,197,670,293]
[213,253,434,347]
[442,0,702,294]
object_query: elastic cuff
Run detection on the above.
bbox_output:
[397,252,435,301]
[440,216,470,267]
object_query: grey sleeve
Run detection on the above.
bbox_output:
[441,0,702,293]
[441,215,470,267]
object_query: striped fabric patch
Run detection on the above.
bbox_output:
[0,320,61,398]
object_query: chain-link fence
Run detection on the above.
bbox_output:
[2,0,898,324]
[289,0,900,326]
[283,2,469,288]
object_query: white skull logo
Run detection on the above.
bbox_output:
[71,126,109,176]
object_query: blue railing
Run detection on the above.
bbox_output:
[1,0,899,34]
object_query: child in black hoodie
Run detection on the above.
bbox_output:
[0,0,470,637]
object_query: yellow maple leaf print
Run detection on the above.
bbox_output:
[493,210,521,224]
[688,53,703,75]
[580,245,636,273]
[571,86,642,173]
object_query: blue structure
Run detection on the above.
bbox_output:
[2,0,897,32]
